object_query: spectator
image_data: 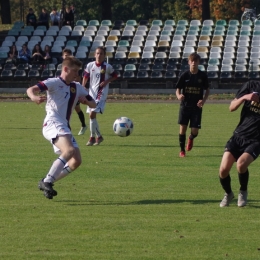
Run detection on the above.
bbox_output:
[31,44,44,64]
[50,8,61,27]
[37,8,50,29]
[7,45,18,64]
[26,8,37,28]
[18,44,31,63]
[63,6,74,27]
[43,45,52,62]
[70,4,76,27]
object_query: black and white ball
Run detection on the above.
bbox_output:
[113,117,134,137]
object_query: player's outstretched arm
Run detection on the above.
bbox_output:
[27,85,47,104]
[229,92,259,112]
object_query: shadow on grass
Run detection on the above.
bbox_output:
[59,199,260,207]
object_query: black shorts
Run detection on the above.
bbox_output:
[178,105,202,128]
[225,135,260,160]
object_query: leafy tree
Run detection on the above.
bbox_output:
[211,0,244,20]
[187,0,203,20]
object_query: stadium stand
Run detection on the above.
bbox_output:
[0,18,258,90]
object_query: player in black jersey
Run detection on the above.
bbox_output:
[175,53,209,157]
[219,81,260,207]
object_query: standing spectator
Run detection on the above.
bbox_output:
[7,45,18,64]
[70,4,76,28]
[31,44,44,64]
[26,8,37,28]
[18,44,31,63]
[37,8,50,29]
[82,46,118,146]
[63,6,74,27]
[175,52,209,157]
[50,8,61,27]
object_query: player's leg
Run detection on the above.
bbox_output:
[39,133,77,199]
[86,110,97,146]
[187,108,202,151]
[178,106,189,157]
[75,102,87,135]
[43,135,75,182]
[235,152,253,207]
[219,151,236,207]
[236,142,260,206]
[87,101,105,146]
[55,147,82,181]
[179,124,187,157]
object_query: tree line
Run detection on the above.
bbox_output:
[1,0,260,25]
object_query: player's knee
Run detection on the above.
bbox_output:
[64,147,76,160]
[236,162,247,173]
[219,166,229,178]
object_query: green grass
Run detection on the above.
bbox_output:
[1,102,260,259]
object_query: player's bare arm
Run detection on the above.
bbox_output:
[27,85,47,104]
[176,88,184,101]
[230,92,259,112]
[99,76,117,88]
[78,96,96,108]
[197,88,210,108]
[82,76,88,87]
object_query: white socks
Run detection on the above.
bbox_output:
[90,118,101,137]
[44,157,67,183]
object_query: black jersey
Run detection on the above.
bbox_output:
[176,70,209,107]
[234,81,260,141]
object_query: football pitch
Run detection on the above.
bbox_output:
[1,101,260,259]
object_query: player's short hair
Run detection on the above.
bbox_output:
[62,48,72,56]
[188,52,201,61]
[95,46,106,55]
[62,56,82,69]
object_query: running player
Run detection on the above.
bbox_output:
[175,52,209,157]
[219,83,260,207]
[27,56,96,199]
[82,46,118,146]
[60,48,87,135]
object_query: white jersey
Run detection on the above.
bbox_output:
[37,77,89,126]
[83,61,117,101]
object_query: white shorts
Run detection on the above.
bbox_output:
[42,120,79,154]
[87,100,106,114]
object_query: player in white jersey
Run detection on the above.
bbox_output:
[27,56,96,199]
[61,48,87,136]
[82,46,118,146]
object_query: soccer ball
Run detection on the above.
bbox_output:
[113,117,134,137]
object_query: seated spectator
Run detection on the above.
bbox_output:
[31,44,44,64]
[37,8,50,29]
[43,45,52,62]
[26,8,37,28]
[59,48,72,64]
[50,8,61,27]
[63,6,74,27]
[6,45,18,64]
[18,44,31,63]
